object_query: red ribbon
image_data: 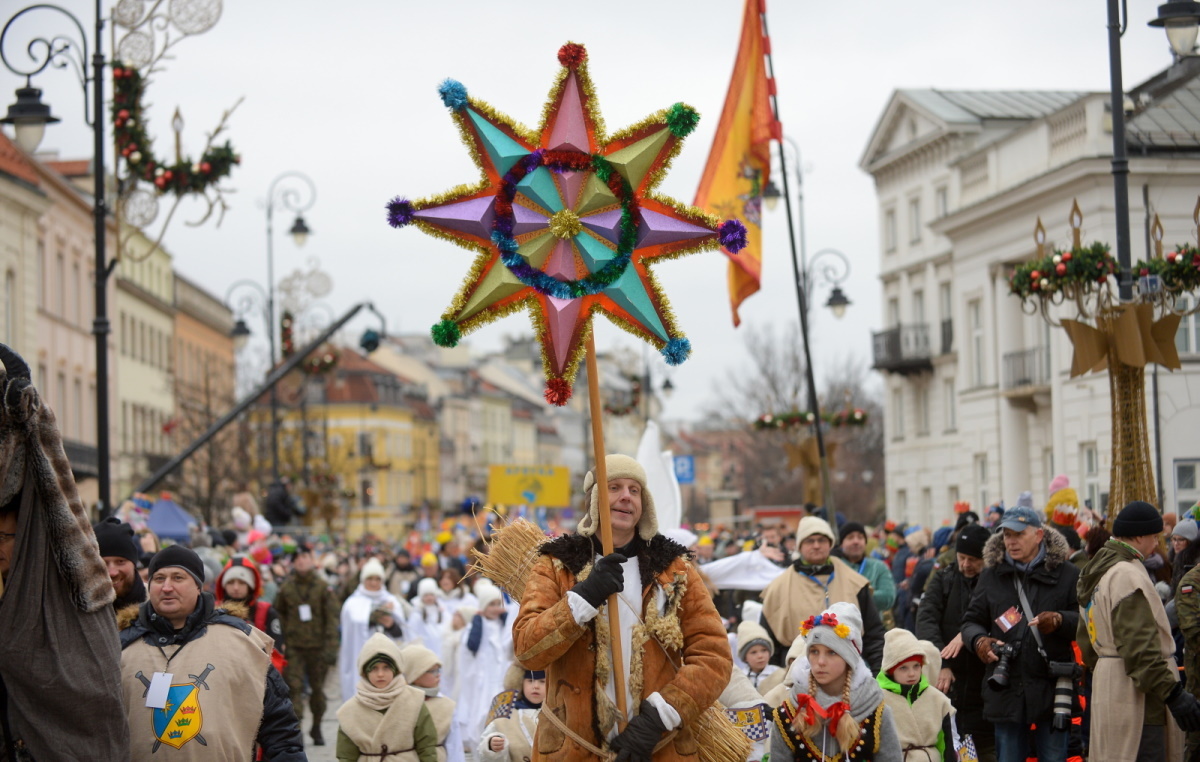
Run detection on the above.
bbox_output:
[791,695,853,729]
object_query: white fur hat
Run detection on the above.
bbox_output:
[881,627,940,677]
[360,558,385,582]
[577,454,658,542]
[802,601,863,668]
[416,577,439,599]
[736,620,775,660]
[475,580,502,610]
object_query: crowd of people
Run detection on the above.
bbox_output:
[6,429,1200,761]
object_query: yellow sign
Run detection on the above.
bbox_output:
[487,465,571,508]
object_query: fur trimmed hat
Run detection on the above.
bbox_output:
[736,619,775,661]
[401,644,441,684]
[577,454,658,542]
[1046,475,1080,527]
[800,602,863,668]
[881,627,940,676]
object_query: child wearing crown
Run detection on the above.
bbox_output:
[769,603,902,761]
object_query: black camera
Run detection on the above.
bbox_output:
[987,641,1020,690]
[1048,661,1082,731]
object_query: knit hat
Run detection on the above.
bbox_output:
[736,620,775,661]
[932,526,953,551]
[92,517,139,564]
[475,580,502,610]
[1174,520,1200,543]
[1113,501,1164,538]
[401,645,441,684]
[1045,475,1080,527]
[220,564,257,595]
[955,524,991,558]
[800,601,863,668]
[577,454,659,541]
[357,632,405,679]
[420,552,438,567]
[904,526,930,554]
[795,516,837,545]
[148,545,205,588]
[784,634,807,666]
[360,558,385,581]
[881,627,930,676]
[416,578,439,599]
[839,522,867,542]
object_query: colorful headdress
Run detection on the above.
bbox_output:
[1045,474,1080,527]
[800,612,850,640]
[385,42,746,405]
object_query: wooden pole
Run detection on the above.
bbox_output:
[585,332,628,731]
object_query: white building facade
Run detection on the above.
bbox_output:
[863,61,1200,527]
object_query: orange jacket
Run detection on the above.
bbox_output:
[513,535,732,762]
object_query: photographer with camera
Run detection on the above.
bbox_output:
[1078,501,1200,762]
[961,504,1080,762]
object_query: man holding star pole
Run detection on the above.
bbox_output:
[513,453,732,761]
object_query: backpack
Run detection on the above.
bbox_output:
[251,600,288,674]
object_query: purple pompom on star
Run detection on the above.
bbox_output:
[718,219,748,253]
[386,197,415,228]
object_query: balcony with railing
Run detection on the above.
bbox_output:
[1002,347,1052,410]
[62,439,99,478]
[871,324,933,375]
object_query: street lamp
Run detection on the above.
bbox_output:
[1150,1,1200,58]
[1,2,113,514]
[766,133,855,533]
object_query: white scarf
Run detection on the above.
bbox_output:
[355,674,408,711]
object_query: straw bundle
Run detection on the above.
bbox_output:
[694,701,752,762]
[469,518,547,602]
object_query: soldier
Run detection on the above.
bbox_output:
[275,543,340,747]
[1176,558,1200,761]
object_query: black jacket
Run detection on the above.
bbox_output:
[960,528,1080,725]
[916,558,988,735]
[119,593,305,761]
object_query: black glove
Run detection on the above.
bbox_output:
[1168,684,1200,732]
[570,553,626,608]
[610,701,667,762]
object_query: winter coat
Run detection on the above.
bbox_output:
[478,707,539,762]
[214,556,285,653]
[275,568,340,657]
[877,673,954,762]
[915,557,987,736]
[1176,564,1200,697]
[117,594,304,761]
[831,550,897,612]
[960,527,1079,725]
[513,533,732,762]
[1078,539,1184,761]
[769,657,902,762]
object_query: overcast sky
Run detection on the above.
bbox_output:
[0,0,1181,420]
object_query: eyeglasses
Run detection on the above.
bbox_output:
[424,667,442,675]
[0,532,15,544]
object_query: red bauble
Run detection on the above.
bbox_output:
[1030,270,1041,280]
[1140,268,1150,276]
[1031,280,1040,290]
[154,176,167,189]
[1099,275,1108,283]
[1061,252,1072,262]
[1056,263,1067,275]
[557,43,587,68]
[163,170,174,181]
[200,162,212,173]
[117,109,130,120]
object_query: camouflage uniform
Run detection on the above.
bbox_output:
[274,569,340,729]
[1175,565,1200,761]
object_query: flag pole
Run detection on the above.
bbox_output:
[585,331,629,730]
[758,2,838,535]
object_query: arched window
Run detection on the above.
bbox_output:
[4,269,15,343]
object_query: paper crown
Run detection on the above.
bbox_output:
[385,42,746,406]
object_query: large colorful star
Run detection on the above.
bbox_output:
[386,42,746,405]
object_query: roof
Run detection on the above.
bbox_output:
[900,89,1085,123]
[1127,61,1200,149]
[44,159,91,177]
[0,130,40,188]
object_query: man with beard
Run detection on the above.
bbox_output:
[93,516,146,610]
[916,523,994,761]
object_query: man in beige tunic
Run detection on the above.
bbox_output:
[758,515,885,673]
[1077,501,1200,762]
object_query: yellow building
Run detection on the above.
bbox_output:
[253,347,439,539]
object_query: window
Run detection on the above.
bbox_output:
[120,313,127,356]
[1177,296,1199,354]
[908,198,922,243]
[72,262,81,326]
[943,378,956,431]
[948,485,960,509]
[55,371,66,419]
[922,488,933,528]
[37,363,46,390]
[912,290,925,324]
[884,209,897,252]
[887,298,900,328]
[37,239,44,307]
[1083,443,1102,513]
[891,388,905,438]
[939,283,952,324]
[1177,460,1200,513]
[55,252,65,314]
[975,454,989,509]
[122,401,129,451]
[3,270,14,344]
[73,378,82,439]
[896,489,908,524]
[935,186,948,218]
[969,299,984,386]
[916,383,930,435]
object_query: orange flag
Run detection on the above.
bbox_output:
[694,0,781,327]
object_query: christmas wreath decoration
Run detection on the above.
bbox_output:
[1134,244,1200,294]
[1009,242,1117,303]
[111,64,239,195]
[753,408,868,430]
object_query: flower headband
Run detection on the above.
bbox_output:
[799,613,851,639]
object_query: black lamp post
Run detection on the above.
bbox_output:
[1,2,113,514]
